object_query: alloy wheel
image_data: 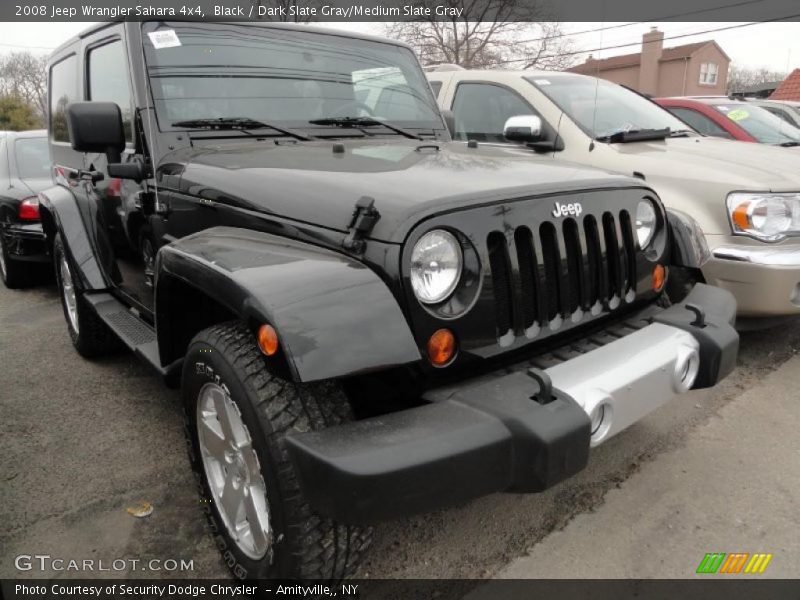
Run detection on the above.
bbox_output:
[196,382,271,559]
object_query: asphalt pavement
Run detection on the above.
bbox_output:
[1,280,799,580]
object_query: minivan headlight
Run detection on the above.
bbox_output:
[728,192,800,241]
[410,230,462,304]
[636,199,658,248]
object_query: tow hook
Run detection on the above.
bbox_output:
[527,368,554,405]
[686,303,706,328]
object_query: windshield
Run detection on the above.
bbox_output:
[14,137,50,180]
[526,74,688,140]
[712,103,800,144]
[142,22,443,132]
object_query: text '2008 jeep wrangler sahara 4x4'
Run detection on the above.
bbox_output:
[41,22,738,580]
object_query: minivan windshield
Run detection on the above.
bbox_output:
[712,103,800,145]
[526,74,689,140]
[142,22,443,133]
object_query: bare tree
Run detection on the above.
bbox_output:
[727,64,787,95]
[384,0,575,70]
[0,51,48,120]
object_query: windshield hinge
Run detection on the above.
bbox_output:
[343,196,380,253]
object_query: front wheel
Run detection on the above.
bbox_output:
[182,321,371,580]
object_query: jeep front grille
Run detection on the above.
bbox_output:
[487,210,638,341]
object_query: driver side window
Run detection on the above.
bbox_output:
[452,83,538,143]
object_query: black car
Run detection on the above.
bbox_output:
[0,129,51,288]
[40,21,738,580]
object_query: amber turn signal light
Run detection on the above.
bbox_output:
[257,324,279,356]
[427,328,456,367]
[652,264,667,292]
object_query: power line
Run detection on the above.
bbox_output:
[498,16,800,66]
[514,0,775,45]
[0,42,56,50]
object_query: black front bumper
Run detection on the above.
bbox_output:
[285,284,738,525]
[2,221,48,263]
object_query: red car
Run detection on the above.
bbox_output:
[656,96,800,148]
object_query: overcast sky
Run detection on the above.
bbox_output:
[0,21,797,73]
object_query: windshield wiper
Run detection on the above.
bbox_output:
[171,117,313,141]
[779,141,800,147]
[667,129,696,138]
[596,128,671,143]
[309,117,422,140]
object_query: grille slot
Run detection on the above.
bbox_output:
[539,222,562,323]
[487,231,514,337]
[486,210,639,341]
[602,212,623,302]
[514,227,539,330]
[619,210,638,295]
[563,219,584,314]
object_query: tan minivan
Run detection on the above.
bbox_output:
[427,68,800,321]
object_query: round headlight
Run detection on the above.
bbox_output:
[636,200,657,248]
[410,230,462,304]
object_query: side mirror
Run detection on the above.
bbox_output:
[504,115,543,143]
[65,102,126,164]
[441,109,456,137]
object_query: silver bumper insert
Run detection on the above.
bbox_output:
[546,323,700,447]
[713,245,800,266]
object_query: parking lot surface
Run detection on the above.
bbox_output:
[2,281,799,579]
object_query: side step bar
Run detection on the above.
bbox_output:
[83,293,180,378]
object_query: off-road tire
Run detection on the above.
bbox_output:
[182,321,372,580]
[0,227,33,289]
[53,234,119,358]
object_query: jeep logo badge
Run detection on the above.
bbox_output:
[552,201,583,218]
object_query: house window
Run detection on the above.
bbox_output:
[700,62,719,85]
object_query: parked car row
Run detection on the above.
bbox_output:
[426,68,800,321]
[0,129,50,288]
[4,21,795,582]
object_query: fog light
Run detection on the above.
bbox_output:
[427,328,456,366]
[673,344,700,392]
[257,324,279,356]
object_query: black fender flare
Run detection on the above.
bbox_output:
[666,209,711,269]
[38,183,108,290]
[156,226,422,382]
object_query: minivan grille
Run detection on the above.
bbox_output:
[487,211,638,339]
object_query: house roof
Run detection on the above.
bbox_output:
[568,41,713,74]
[770,69,800,101]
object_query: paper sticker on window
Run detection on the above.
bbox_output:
[727,109,749,122]
[535,79,551,85]
[148,30,181,49]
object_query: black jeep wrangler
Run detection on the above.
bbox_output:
[41,21,738,580]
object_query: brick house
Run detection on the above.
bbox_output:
[770,69,800,101]
[568,27,730,97]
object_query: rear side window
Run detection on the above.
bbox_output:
[452,83,537,142]
[88,40,134,142]
[50,55,78,142]
[14,138,50,179]
[667,106,731,138]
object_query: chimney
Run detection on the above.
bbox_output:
[639,26,664,95]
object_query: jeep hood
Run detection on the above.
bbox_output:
[166,139,646,242]
[603,135,800,190]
